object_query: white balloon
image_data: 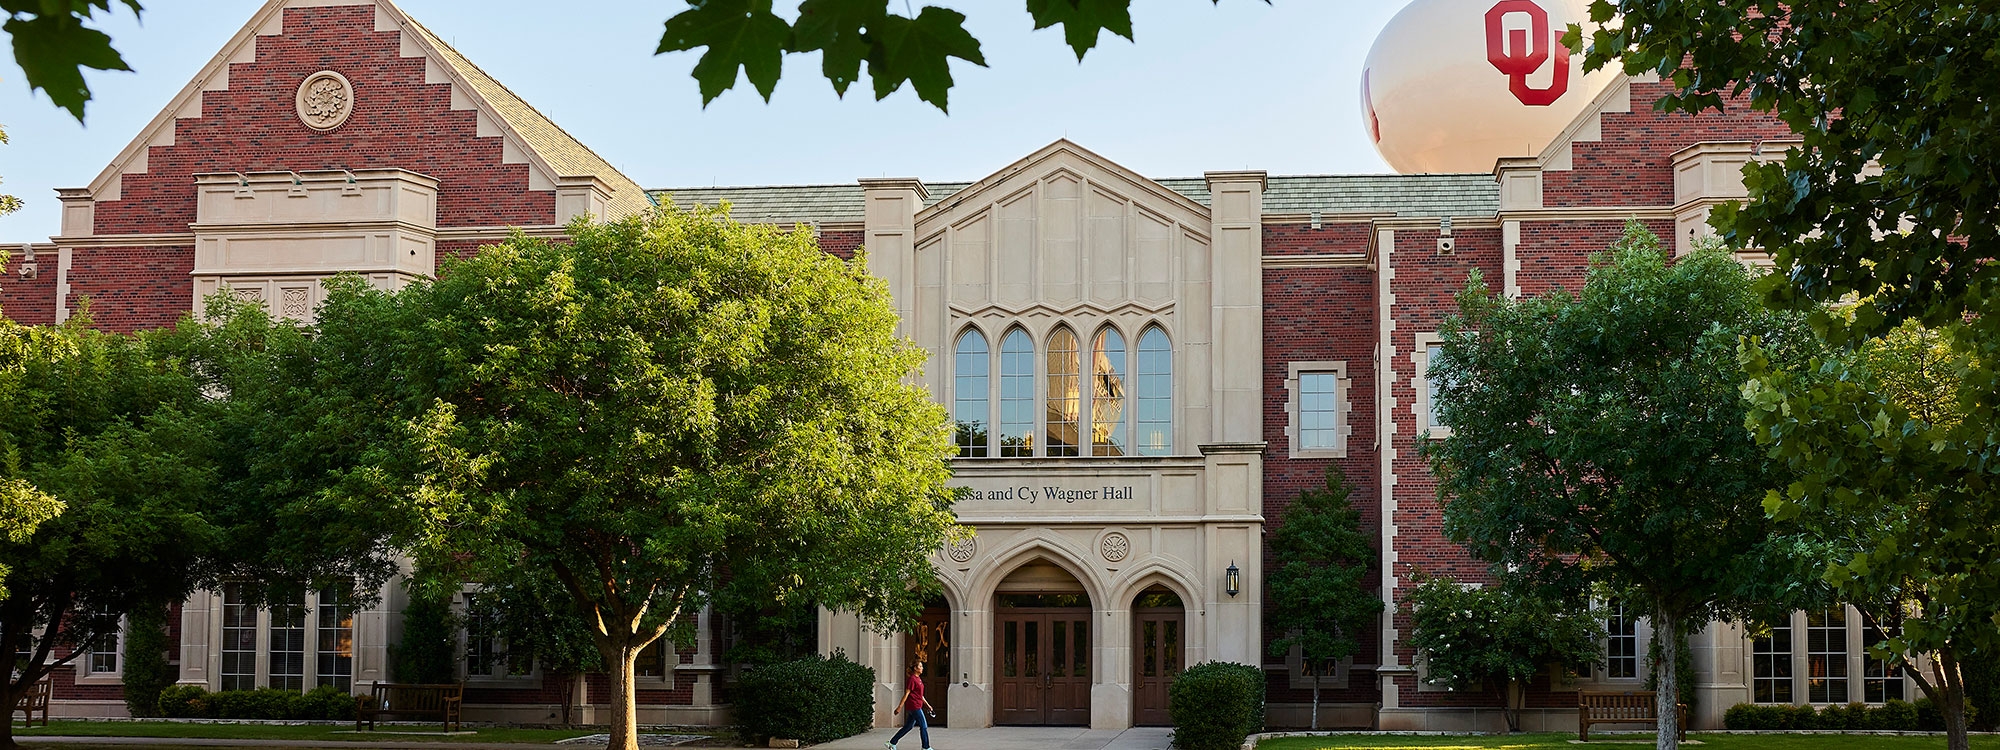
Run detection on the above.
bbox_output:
[1362,0,1620,174]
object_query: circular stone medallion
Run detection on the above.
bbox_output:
[296,70,355,131]
[945,537,977,563]
[1099,532,1131,563]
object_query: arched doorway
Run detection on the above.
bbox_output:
[993,560,1092,726]
[1132,584,1185,726]
[902,594,951,726]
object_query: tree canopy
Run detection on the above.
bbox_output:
[1744,319,1999,750]
[0,125,20,217]
[1402,572,1602,733]
[1425,224,1819,750]
[292,209,961,750]
[1265,466,1379,730]
[2,0,140,121]
[0,312,219,749]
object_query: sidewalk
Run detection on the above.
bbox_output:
[16,738,562,750]
[817,726,1174,750]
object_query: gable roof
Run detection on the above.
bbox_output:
[80,0,649,218]
[654,173,1497,225]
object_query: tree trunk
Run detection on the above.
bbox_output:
[1504,679,1525,733]
[1654,610,1680,750]
[557,671,576,728]
[0,679,17,750]
[1941,648,1971,750]
[605,641,642,750]
[1310,678,1320,730]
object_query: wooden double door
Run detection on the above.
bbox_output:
[1132,607,1185,726]
[993,608,1091,725]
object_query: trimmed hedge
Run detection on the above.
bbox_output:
[1723,698,1977,731]
[734,652,875,745]
[152,684,358,720]
[1169,662,1264,750]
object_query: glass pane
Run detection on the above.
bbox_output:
[221,583,257,692]
[999,330,1036,457]
[1142,621,1157,677]
[1164,620,1180,674]
[1073,619,1088,679]
[1426,344,1447,429]
[317,585,354,691]
[1754,621,1794,703]
[954,330,991,457]
[1090,328,1127,456]
[1809,607,1848,703]
[1045,328,1081,456]
[1003,622,1017,678]
[1024,621,1040,678]
[1135,328,1172,455]
[1052,621,1068,677]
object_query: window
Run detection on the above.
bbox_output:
[998,329,1035,457]
[464,595,532,678]
[1135,327,1172,455]
[269,590,307,691]
[221,583,258,692]
[86,627,120,675]
[1285,362,1350,457]
[1808,607,1849,703]
[1411,335,1454,438]
[1863,620,1904,703]
[1090,327,1127,456]
[953,329,990,458]
[1045,327,1082,457]
[316,585,354,691]
[634,640,671,678]
[1606,601,1638,679]
[1753,621,1794,703]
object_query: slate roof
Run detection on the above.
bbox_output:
[652,174,1496,225]
[405,17,653,218]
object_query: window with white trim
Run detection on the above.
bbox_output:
[1411,334,1453,438]
[463,594,533,679]
[1090,326,1128,456]
[1807,606,1849,703]
[86,626,120,675]
[221,583,258,691]
[957,322,1174,458]
[1753,621,1794,703]
[1863,620,1904,703]
[315,584,354,690]
[953,329,991,458]
[998,328,1035,457]
[215,582,360,692]
[1284,362,1351,458]
[1606,601,1639,679]
[1134,326,1173,455]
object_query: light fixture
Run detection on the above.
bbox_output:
[1225,561,1241,598]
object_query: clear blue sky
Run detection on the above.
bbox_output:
[0,1,1414,241]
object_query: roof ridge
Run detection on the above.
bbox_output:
[402,13,651,215]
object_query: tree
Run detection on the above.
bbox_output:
[120,603,175,718]
[2,1,141,121]
[1403,573,1602,733]
[302,209,961,750]
[0,312,219,750]
[390,586,459,685]
[467,571,605,726]
[1265,466,1379,730]
[1743,320,2000,750]
[660,0,1262,112]
[0,125,21,217]
[1423,224,1818,750]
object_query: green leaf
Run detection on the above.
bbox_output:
[1025,0,1133,61]
[657,0,793,105]
[4,11,134,122]
[864,6,985,111]
[790,0,884,97]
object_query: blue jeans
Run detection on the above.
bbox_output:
[889,706,930,748]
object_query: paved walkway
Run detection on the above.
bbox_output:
[15,739,558,750]
[818,726,1174,750]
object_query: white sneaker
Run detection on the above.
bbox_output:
[883,743,895,750]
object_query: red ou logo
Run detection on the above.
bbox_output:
[1485,0,1571,106]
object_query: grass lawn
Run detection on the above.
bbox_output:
[12,721,608,744]
[1257,734,2000,750]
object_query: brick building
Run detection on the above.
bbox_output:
[9,0,1909,733]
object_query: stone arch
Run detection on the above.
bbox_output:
[1108,559,1203,613]
[968,530,1110,611]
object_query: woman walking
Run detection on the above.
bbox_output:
[886,660,934,750]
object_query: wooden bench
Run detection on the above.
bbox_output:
[12,678,50,728]
[355,683,463,733]
[1578,690,1687,741]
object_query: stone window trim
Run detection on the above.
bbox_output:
[208,582,355,692]
[457,586,543,685]
[1284,361,1353,459]
[1282,642,1354,690]
[1574,599,1651,686]
[947,317,1176,459]
[1410,333,1453,440]
[72,617,125,686]
[1743,605,1923,707]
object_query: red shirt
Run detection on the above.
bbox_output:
[904,673,925,710]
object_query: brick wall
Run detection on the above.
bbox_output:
[1543,81,1792,208]
[1,250,57,325]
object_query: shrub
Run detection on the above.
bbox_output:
[1879,698,1919,730]
[733,652,874,744]
[210,688,296,719]
[297,684,357,720]
[120,605,177,718]
[156,685,213,718]
[1968,647,2000,732]
[393,589,459,684]
[1169,662,1264,750]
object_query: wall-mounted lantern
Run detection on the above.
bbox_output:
[1225,561,1241,598]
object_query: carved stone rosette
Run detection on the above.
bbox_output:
[296,70,355,131]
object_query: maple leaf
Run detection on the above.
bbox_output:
[1025,0,1133,61]
[790,0,883,98]
[865,6,985,112]
[657,0,793,106]
[1,0,142,122]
